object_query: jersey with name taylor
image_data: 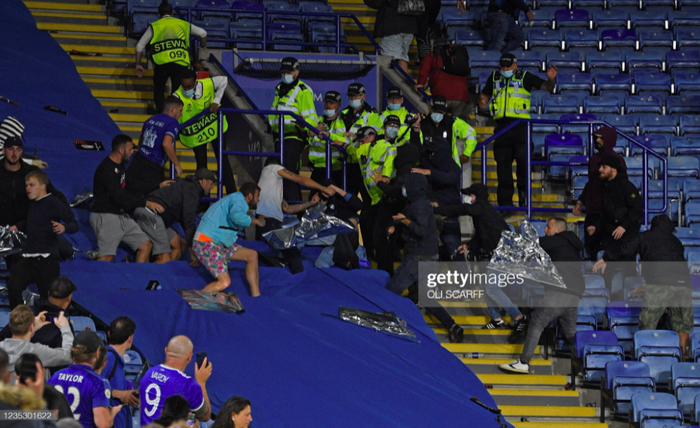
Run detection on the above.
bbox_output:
[138,113,180,166]
[139,364,204,425]
[48,364,112,428]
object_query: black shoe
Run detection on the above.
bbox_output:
[518,192,528,207]
[514,315,529,334]
[449,324,464,343]
[483,319,506,329]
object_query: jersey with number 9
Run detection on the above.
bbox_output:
[49,364,112,428]
[139,364,205,426]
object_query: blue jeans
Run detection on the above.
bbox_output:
[486,281,522,321]
[386,255,439,295]
[441,217,463,260]
[487,12,525,53]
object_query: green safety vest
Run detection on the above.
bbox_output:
[150,17,191,67]
[340,105,383,164]
[357,138,397,206]
[417,116,479,166]
[175,78,228,148]
[379,107,412,144]
[491,71,532,120]
[309,115,345,169]
[271,80,319,142]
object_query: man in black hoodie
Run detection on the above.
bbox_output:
[501,218,584,373]
[594,214,692,354]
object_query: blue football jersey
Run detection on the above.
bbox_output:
[49,364,112,428]
[139,365,204,425]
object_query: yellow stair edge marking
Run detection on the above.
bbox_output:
[92,89,152,100]
[499,405,596,417]
[37,22,122,34]
[31,11,105,19]
[24,1,103,11]
[82,77,152,86]
[78,66,152,77]
[477,374,567,385]
[488,194,559,203]
[118,125,142,132]
[100,100,152,109]
[180,161,219,170]
[433,328,511,336]
[71,56,133,63]
[425,314,511,325]
[461,358,551,366]
[475,126,495,134]
[513,423,606,428]
[110,113,150,122]
[437,301,487,308]
[52,33,126,41]
[489,389,578,397]
[442,343,536,354]
[62,44,134,55]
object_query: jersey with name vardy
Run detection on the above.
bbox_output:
[48,364,112,428]
[139,364,204,425]
[138,113,180,166]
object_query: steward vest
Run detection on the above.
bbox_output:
[271,80,319,142]
[150,17,191,67]
[175,78,228,148]
[309,115,344,169]
[340,105,382,164]
[491,71,532,120]
[357,138,397,205]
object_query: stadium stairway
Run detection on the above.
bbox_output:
[24,0,219,180]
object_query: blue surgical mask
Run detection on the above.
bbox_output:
[500,70,514,79]
[431,112,444,123]
[401,187,408,198]
[349,99,363,109]
[282,74,295,84]
[324,109,336,118]
[386,127,399,139]
[388,103,401,111]
[182,88,195,98]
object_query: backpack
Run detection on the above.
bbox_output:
[439,43,470,77]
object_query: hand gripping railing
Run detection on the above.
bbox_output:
[389,59,432,104]
[175,107,347,200]
[473,118,667,226]
[173,6,380,55]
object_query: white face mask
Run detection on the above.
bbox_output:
[282,74,295,84]
[349,99,363,109]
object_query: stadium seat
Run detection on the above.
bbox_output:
[564,29,599,50]
[603,361,655,419]
[641,0,674,8]
[573,331,624,385]
[684,177,700,201]
[527,28,563,49]
[607,302,642,355]
[543,94,582,113]
[547,51,583,72]
[674,226,700,247]
[587,51,623,72]
[625,51,664,72]
[667,50,700,71]
[531,113,561,133]
[453,30,486,47]
[671,362,700,416]
[665,156,700,178]
[300,3,334,27]
[231,0,265,22]
[600,29,636,50]
[630,392,683,428]
[593,9,629,29]
[469,50,501,68]
[639,114,677,134]
[600,114,637,134]
[123,350,144,375]
[667,96,700,115]
[630,11,668,30]
[265,1,301,24]
[230,21,263,49]
[686,201,700,226]
[131,12,159,35]
[560,113,597,133]
[0,312,9,329]
[673,137,700,160]
[585,95,622,114]
[525,8,555,28]
[549,153,576,179]
[71,316,97,333]
[673,69,700,94]
[675,28,700,49]
[195,0,232,20]
[634,71,673,95]
[513,50,545,71]
[630,135,670,156]
[691,333,700,362]
[680,115,700,135]
[634,330,683,386]
[555,9,591,28]
[595,74,632,94]
[267,23,303,51]
[687,248,700,271]
[626,95,663,114]
[536,0,569,8]
[669,10,700,28]
[545,133,584,157]
[638,30,674,50]
[442,9,480,29]
[572,0,606,7]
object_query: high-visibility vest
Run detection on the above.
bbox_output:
[340,105,382,164]
[308,115,344,169]
[271,80,319,141]
[417,116,478,165]
[175,78,228,148]
[379,107,412,144]
[150,17,191,67]
[356,138,397,205]
[491,71,532,120]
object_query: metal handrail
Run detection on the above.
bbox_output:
[389,59,431,104]
[472,118,668,225]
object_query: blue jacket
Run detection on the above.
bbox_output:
[197,192,252,247]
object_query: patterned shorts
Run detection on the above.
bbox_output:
[193,240,239,278]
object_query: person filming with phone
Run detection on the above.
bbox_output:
[139,335,212,426]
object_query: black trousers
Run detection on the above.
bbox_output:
[360,202,379,261]
[126,154,163,199]
[493,121,529,207]
[153,62,188,113]
[374,199,404,276]
[255,217,304,274]
[193,137,237,196]
[583,214,602,261]
[8,256,60,309]
[275,138,306,202]
[346,162,370,204]
[309,167,343,199]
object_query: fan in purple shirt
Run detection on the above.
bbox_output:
[139,335,212,425]
[48,331,122,428]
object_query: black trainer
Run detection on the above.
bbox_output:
[449,324,464,343]
[483,319,506,329]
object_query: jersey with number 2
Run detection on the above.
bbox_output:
[139,364,204,425]
[49,364,112,428]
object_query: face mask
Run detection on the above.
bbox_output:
[349,99,363,109]
[465,195,474,205]
[431,113,444,123]
[386,127,399,139]
[388,103,401,111]
[324,109,336,118]
[401,187,408,198]
[500,70,514,79]
[182,88,195,98]
[282,74,294,84]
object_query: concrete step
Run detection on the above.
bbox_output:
[82,77,154,92]
[61,44,134,56]
[31,11,108,25]
[37,22,123,34]
[500,405,596,418]
[77,66,152,78]
[51,33,127,46]
[442,343,538,357]
[477,374,568,387]
[433,328,513,345]
[91,89,152,101]
[425,314,511,327]
[512,422,606,428]
[71,56,136,68]
[24,1,104,12]
[99,101,152,115]
[489,389,580,407]
[462,358,553,375]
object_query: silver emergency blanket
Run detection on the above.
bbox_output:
[338,307,417,341]
[263,202,355,250]
[70,191,93,208]
[488,220,566,288]
[0,225,25,254]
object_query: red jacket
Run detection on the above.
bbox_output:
[417,49,470,103]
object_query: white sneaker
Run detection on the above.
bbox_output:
[499,359,530,374]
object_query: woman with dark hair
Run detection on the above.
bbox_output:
[212,396,252,428]
[154,394,190,427]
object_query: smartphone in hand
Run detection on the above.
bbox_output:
[196,352,208,368]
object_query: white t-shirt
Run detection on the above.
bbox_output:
[256,164,285,222]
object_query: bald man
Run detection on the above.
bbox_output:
[139,335,212,425]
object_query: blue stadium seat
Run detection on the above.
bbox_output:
[678,0,700,7]
[536,0,569,8]
[680,115,700,135]
[531,91,545,114]
[442,9,480,29]
[547,51,583,71]
[131,12,159,35]
[531,113,561,133]
[674,226,700,246]
[626,95,663,114]
[672,363,700,416]
[230,20,263,49]
[549,153,576,179]
[667,50,700,71]
[607,302,642,355]
[527,28,563,50]
[669,10,700,28]
[667,96,700,115]
[630,134,669,155]
[630,392,683,428]
[123,350,144,375]
[601,28,637,50]
[543,94,582,113]
[477,71,493,93]
[196,0,232,20]
[267,23,303,51]
[609,0,640,7]
[454,30,486,47]
[71,316,97,333]
[638,30,674,50]
[232,0,265,22]
[470,50,501,68]
[545,133,584,157]
[600,114,637,134]
[634,330,683,386]
[593,9,629,29]
[666,156,700,178]
[634,71,672,95]
[265,1,301,24]
[573,331,624,385]
[525,8,555,27]
[675,28,700,49]
[513,50,545,71]
[555,8,591,28]
[692,333,700,362]
[300,3,334,27]
[642,0,675,8]
[595,74,632,94]
[639,114,677,134]
[688,248,700,272]
[585,95,622,114]
[560,113,597,133]
[672,69,700,94]
[625,51,664,72]
[572,0,606,7]
[0,312,9,329]
[630,10,668,30]
[673,137,700,159]
[204,28,230,48]
[684,177,700,203]
[603,361,655,419]
[564,29,599,50]
[686,201,700,226]
[587,51,623,72]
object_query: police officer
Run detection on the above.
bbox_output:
[135,0,208,113]
[479,53,557,207]
[418,95,478,166]
[271,57,320,202]
[309,91,345,189]
[172,69,236,194]
[379,87,416,144]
